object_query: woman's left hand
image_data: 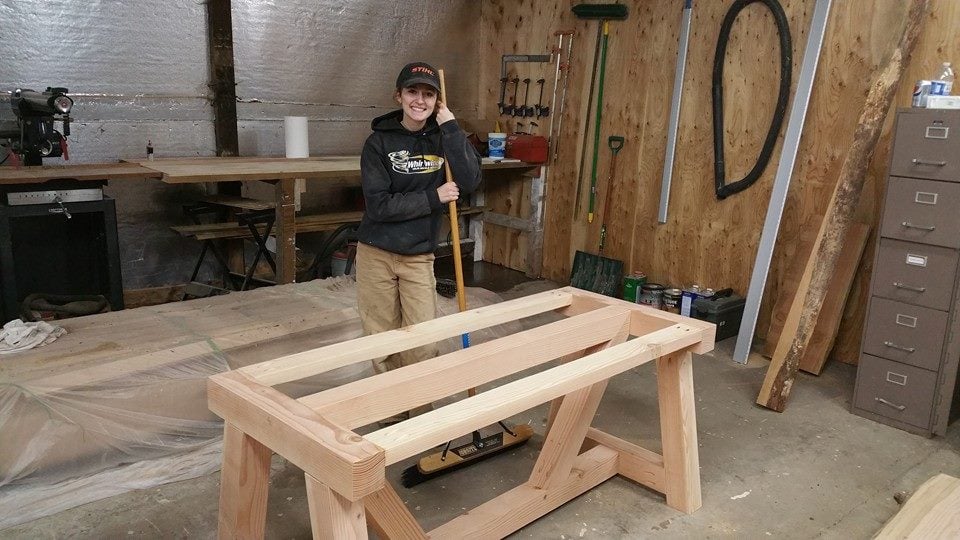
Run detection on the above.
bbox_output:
[436,101,455,125]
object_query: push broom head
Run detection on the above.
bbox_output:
[400,424,534,488]
[572,3,629,20]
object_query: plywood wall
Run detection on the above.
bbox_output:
[480,0,960,359]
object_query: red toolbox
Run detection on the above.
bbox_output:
[505,134,548,164]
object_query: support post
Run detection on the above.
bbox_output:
[305,475,368,540]
[657,350,701,513]
[206,0,239,159]
[275,178,297,284]
[218,423,272,540]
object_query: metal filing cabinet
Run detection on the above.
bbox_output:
[852,108,960,437]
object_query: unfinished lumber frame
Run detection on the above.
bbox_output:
[208,287,715,539]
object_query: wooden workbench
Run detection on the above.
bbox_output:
[0,162,162,184]
[0,156,539,283]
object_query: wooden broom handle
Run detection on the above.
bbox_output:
[439,70,477,398]
[438,69,467,314]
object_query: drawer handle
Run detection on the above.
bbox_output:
[901,221,936,232]
[883,341,916,353]
[893,282,926,293]
[912,158,947,167]
[875,397,907,411]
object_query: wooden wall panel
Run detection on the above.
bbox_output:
[480,0,960,357]
[482,169,532,270]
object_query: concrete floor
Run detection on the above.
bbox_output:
[4,264,960,539]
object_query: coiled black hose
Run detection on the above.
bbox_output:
[713,0,792,200]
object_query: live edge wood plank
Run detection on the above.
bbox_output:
[757,0,929,411]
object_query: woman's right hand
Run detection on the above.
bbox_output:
[437,182,459,203]
[435,101,455,125]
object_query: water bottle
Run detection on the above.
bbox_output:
[935,62,954,95]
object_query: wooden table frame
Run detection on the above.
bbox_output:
[208,287,714,539]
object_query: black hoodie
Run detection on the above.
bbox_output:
[358,110,482,255]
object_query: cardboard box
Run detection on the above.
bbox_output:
[926,95,960,109]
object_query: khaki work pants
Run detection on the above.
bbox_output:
[356,242,439,375]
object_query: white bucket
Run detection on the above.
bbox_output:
[487,133,507,158]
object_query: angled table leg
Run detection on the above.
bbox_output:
[534,318,629,488]
[530,380,609,489]
[218,422,272,540]
[545,321,630,433]
[656,349,701,513]
[364,483,427,540]
[305,474,368,540]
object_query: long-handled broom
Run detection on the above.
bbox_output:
[400,69,533,488]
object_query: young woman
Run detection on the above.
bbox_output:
[356,62,482,396]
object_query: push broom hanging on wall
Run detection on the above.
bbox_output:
[570,2,629,219]
[712,0,793,199]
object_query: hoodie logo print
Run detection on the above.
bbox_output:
[388,150,444,174]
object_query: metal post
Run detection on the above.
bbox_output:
[733,0,833,364]
[658,0,693,224]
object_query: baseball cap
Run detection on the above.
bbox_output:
[396,62,441,91]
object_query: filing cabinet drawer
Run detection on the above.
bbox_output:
[881,176,960,248]
[890,111,960,181]
[854,354,937,429]
[871,238,958,311]
[862,297,947,371]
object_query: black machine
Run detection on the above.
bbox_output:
[0,87,123,322]
[2,87,73,166]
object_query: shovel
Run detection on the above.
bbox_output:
[570,136,625,296]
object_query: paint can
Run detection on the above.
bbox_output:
[622,272,647,303]
[638,283,665,309]
[663,288,683,314]
[680,284,701,317]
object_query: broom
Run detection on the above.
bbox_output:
[399,69,534,488]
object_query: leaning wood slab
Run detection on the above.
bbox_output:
[209,287,715,539]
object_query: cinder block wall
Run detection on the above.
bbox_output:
[0,1,481,288]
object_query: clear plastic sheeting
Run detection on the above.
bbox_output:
[0,353,227,489]
[0,277,530,528]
